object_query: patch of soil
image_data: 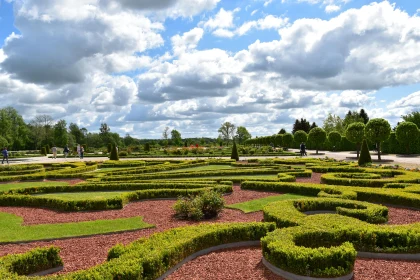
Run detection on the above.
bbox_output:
[295,172,322,184]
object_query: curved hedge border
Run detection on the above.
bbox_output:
[261,197,420,278]
[0,247,62,278]
[0,223,274,279]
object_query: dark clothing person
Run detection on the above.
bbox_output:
[63,146,69,159]
[80,147,84,159]
[300,143,307,157]
[2,148,9,164]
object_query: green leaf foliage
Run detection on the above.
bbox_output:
[308,127,327,154]
[231,141,239,161]
[293,130,308,143]
[358,139,372,166]
[395,121,419,154]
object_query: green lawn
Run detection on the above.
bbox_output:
[0,181,69,192]
[0,212,153,242]
[227,194,311,213]
[158,165,234,173]
[34,191,134,200]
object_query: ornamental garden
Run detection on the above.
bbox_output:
[1,157,420,279]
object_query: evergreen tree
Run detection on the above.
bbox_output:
[358,139,372,166]
[292,118,311,133]
[110,144,119,160]
[278,128,286,134]
[310,122,318,130]
[359,109,369,124]
[231,141,239,161]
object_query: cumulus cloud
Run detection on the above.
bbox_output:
[171,28,204,56]
[325,4,340,13]
[242,1,420,91]
[388,91,420,108]
[137,49,243,103]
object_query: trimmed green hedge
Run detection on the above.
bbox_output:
[0,246,62,278]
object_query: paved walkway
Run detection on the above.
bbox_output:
[3,149,419,168]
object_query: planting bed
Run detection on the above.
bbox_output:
[1,159,420,279]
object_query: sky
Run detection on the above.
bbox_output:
[0,0,419,139]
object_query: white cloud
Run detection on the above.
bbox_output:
[171,28,204,56]
[211,15,289,38]
[251,9,258,16]
[388,91,420,108]
[242,1,420,91]
[202,8,237,30]
[264,0,274,7]
[325,4,340,13]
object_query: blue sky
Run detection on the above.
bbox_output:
[0,0,419,138]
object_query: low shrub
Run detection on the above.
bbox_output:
[174,190,225,221]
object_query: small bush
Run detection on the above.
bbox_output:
[119,151,128,157]
[174,190,225,221]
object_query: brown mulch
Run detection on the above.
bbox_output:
[2,175,420,279]
[295,172,322,184]
[167,246,285,280]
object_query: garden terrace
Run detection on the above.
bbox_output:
[0,158,420,279]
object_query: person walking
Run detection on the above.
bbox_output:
[2,147,9,164]
[303,143,307,156]
[77,144,81,158]
[80,146,84,159]
[52,145,57,159]
[300,142,304,157]
[63,145,69,159]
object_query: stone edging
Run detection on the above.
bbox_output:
[156,241,260,280]
[262,257,354,280]
[28,266,64,276]
[357,251,420,260]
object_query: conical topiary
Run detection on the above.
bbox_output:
[231,141,239,161]
[358,139,372,166]
[110,144,119,161]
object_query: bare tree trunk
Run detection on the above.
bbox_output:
[377,142,381,161]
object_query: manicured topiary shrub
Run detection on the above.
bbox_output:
[293,130,308,144]
[395,121,419,154]
[328,131,341,151]
[358,139,372,166]
[364,118,391,160]
[308,127,327,154]
[107,143,112,153]
[41,147,47,156]
[345,122,365,159]
[174,190,225,221]
[144,143,150,152]
[109,144,119,161]
[282,133,294,150]
[231,141,239,161]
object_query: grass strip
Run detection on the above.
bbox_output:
[0,212,153,243]
[227,194,310,213]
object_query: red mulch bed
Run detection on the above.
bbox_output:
[1,176,420,279]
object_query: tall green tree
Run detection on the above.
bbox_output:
[69,123,83,144]
[0,107,29,150]
[359,109,369,124]
[292,118,311,134]
[395,122,419,154]
[99,123,111,145]
[308,127,327,154]
[343,110,364,129]
[171,129,182,146]
[218,122,236,146]
[364,118,391,161]
[402,111,420,129]
[323,113,345,135]
[345,122,365,159]
[53,120,68,147]
[235,126,251,144]
[278,128,286,134]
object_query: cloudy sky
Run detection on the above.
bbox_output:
[0,0,419,139]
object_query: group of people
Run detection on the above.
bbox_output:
[50,144,84,159]
[300,142,307,157]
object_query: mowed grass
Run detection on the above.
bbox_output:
[158,165,234,173]
[0,181,69,192]
[227,194,311,213]
[34,191,134,200]
[0,212,153,242]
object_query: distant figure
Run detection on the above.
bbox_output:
[2,147,8,164]
[63,145,69,159]
[300,142,307,156]
[52,145,57,159]
[80,146,84,159]
[303,143,307,156]
[77,144,81,158]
